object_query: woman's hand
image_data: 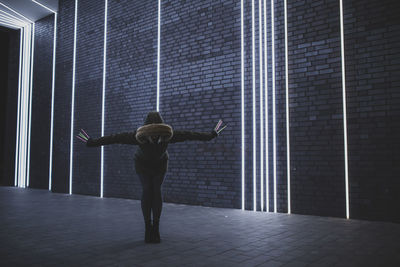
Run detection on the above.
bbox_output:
[213,119,227,136]
[76,129,91,144]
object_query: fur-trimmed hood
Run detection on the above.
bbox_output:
[136,123,173,144]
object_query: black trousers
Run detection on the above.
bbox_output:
[138,172,165,222]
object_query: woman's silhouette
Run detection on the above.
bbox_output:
[77,111,226,243]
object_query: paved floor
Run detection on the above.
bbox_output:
[1,187,399,267]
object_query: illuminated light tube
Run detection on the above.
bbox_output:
[263,0,269,212]
[20,25,27,188]
[69,0,78,195]
[271,0,277,213]
[0,16,25,27]
[339,0,350,219]
[100,0,108,198]
[49,12,57,191]
[251,0,257,212]
[259,0,264,212]
[284,0,291,214]
[156,0,161,111]
[0,12,26,22]
[15,28,24,186]
[240,0,245,210]
[0,9,28,24]
[0,2,33,23]
[31,0,57,13]
[27,23,35,187]
[17,27,25,188]
[24,25,31,188]
[0,20,22,29]
[20,25,29,188]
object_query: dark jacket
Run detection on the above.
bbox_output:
[87,112,217,176]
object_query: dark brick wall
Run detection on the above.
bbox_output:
[71,0,104,197]
[29,15,54,190]
[52,0,74,193]
[24,0,399,222]
[160,0,241,208]
[103,0,158,200]
[1,28,19,186]
[288,0,346,218]
[344,0,400,222]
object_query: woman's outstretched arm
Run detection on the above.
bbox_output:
[169,120,227,143]
[169,130,218,143]
[76,129,139,147]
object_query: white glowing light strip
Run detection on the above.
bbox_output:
[0,16,25,27]
[24,25,31,188]
[69,0,78,195]
[19,26,27,187]
[0,9,28,24]
[0,20,22,29]
[284,0,291,214]
[49,13,57,190]
[31,0,57,13]
[263,0,269,213]
[100,0,108,198]
[339,0,349,219]
[20,25,30,188]
[240,0,245,210]
[0,2,33,23]
[259,0,264,212]
[251,0,257,212]
[14,29,24,187]
[27,23,35,187]
[156,0,161,111]
[17,27,26,188]
[271,0,277,213]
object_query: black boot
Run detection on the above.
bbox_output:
[145,220,152,243]
[151,220,161,243]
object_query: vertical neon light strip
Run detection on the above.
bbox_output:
[27,23,35,187]
[69,0,78,195]
[251,0,257,212]
[100,0,108,198]
[263,0,269,212]
[20,25,29,188]
[271,0,277,213]
[20,25,28,188]
[156,0,161,111]
[18,27,26,187]
[15,28,23,186]
[259,0,264,212]
[49,12,57,190]
[339,0,349,219]
[240,0,245,210]
[284,0,291,214]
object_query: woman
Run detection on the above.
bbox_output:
[76,111,226,243]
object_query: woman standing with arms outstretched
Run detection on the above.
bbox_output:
[77,111,226,243]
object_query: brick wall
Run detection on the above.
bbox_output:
[25,0,399,222]
[344,0,400,222]
[52,0,74,193]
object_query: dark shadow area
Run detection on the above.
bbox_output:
[0,27,10,186]
[0,26,19,186]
